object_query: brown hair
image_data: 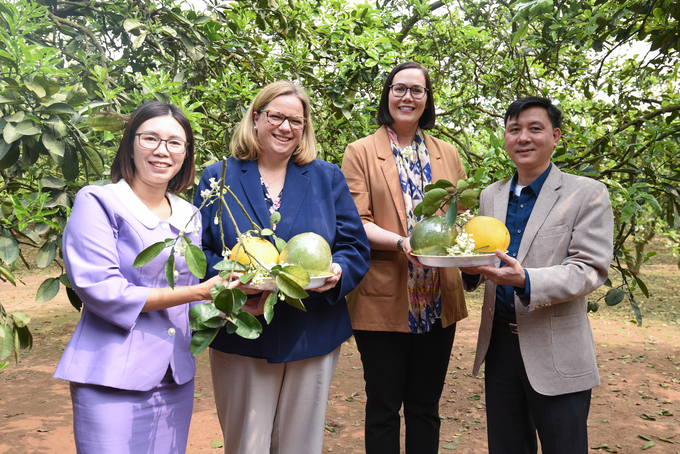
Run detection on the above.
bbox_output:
[110,101,196,193]
[230,80,317,165]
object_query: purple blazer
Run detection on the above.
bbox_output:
[54,180,203,391]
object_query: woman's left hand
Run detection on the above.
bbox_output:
[401,236,427,268]
[310,263,342,293]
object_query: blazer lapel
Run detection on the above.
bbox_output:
[275,160,310,241]
[239,160,272,231]
[375,126,408,235]
[517,164,562,263]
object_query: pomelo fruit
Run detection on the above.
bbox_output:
[279,232,332,276]
[464,216,510,253]
[230,236,280,266]
[410,215,458,256]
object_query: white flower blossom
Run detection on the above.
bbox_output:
[222,247,231,258]
[446,229,477,256]
[200,188,211,200]
[214,216,219,225]
[173,270,179,279]
[209,177,219,189]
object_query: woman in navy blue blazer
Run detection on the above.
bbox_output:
[195,80,370,454]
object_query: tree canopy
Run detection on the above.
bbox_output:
[1,0,679,363]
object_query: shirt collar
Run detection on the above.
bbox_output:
[509,164,552,197]
[108,179,195,231]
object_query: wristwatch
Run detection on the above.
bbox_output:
[396,236,407,254]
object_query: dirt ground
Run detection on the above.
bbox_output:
[2,245,679,454]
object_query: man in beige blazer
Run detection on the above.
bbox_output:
[460,97,613,454]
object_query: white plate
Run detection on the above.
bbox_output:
[242,275,328,291]
[412,254,500,268]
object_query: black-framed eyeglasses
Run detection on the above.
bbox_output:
[258,110,306,130]
[390,84,428,99]
[135,133,188,154]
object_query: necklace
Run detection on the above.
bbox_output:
[259,167,286,189]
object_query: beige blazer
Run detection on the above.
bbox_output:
[341,126,468,332]
[468,163,613,395]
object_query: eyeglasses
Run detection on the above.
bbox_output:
[390,84,428,99]
[259,110,306,130]
[135,133,188,154]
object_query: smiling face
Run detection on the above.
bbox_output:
[504,106,561,185]
[253,94,304,161]
[387,68,428,130]
[131,115,187,191]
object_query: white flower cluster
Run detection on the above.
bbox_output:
[180,218,201,238]
[456,210,475,226]
[446,229,476,256]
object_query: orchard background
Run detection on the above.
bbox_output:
[1,0,679,364]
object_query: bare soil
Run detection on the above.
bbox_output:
[2,243,679,454]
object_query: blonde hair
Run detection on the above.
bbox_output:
[230,80,317,165]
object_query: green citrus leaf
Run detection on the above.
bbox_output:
[604,288,625,306]
[423,187,448,206]
[190,327,220,356]
[165,251,176,288]
[445,205,458,227]
[16,326,32,350]
[14,120,41,136]
[264,292,276,324]
[85,114,125,131]
[36,277,60,303]
[214,259,248,272]
[0,264,16,285]
[133,241,167,268]
[189,303,224,330]
[42,131,65,158]
[35,240,57,268]
[0,229,20,264]
[232,312,262,339]
[0,325,13,361]
[42,102,76,115]
[284,295,307,312]
[185,243,206,279]
[10,312,30,328]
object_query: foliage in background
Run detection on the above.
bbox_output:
[1,0,679,362]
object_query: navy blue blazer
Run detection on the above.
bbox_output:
[196,157,370,363]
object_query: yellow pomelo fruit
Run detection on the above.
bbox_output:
[464,216,510,253]
[229,236,280,266]
[279,232,332,276]
[410,215,458,256]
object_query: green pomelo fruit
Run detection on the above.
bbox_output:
[279,232,332,276]
[410,215,458,256]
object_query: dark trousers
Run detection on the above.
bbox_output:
[353,320,456,454]
[485,315,592,454]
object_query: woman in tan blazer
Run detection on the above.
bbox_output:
[341,62,468,454]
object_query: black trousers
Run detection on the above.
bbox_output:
[353,320,456,454]
[485,315,592,454]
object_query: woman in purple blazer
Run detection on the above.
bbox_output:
[54,102,226,454]
[195,80,370,454]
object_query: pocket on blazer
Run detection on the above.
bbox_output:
[550,312,597,377]
[359,260,398,297]
[535,224,569,238]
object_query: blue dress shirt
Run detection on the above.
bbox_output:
[462,165,552,320]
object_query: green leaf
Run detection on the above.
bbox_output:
[0,229,20,264]
[3,122,21,143]
[85,114,125,132]
[62,143,79,182]
[260,228,274,236]
[123,19,145,31]
[231,312,262,339]
[446,206,458,226]
[275,271,310,299]
[213,259,248,272]
[0,361,8,371]
[189,303,224,330]
[16,326,32,350]
[133,241,167,268]
[41,176,66,189]
[24,79,46,98]
[0,325,13,361]
[264,292,276,324]
[0,264,17,286]
[42,131,65,158]
[14,120,41,136]
[66,287,83,312]
[165,250,176,288]
[185,243,207,279]
[414,202,424,217]
[59,273,71,288]
[284,295,307,312]
[36,277,60,303]
[132,30,148,50]
[213,289,234,314]
[642,441,655,449]
[275,236,287,253]
[190,327,220,356]
[210,440,224,448]
[35,240,57,268]
[42,103,76,115]
[604,288,625,306]
[511,22,529,46]
[10,312,30,328]
[423,187,448,206]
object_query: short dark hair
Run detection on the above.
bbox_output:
[110,101,195,193]
[504,97,562,129]
[377,61,436,130]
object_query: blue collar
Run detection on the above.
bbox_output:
[510,164,552,197]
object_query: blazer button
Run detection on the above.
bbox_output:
[168,327,176,336]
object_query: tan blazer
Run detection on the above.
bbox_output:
[468,164,613,395]
[341,126,468,332]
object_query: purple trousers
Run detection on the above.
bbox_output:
[70,373,194,454]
